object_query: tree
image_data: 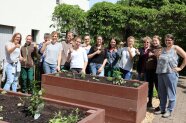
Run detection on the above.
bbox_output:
[87,2,128,42]
[158,3,186,46]
[52,4,87,35]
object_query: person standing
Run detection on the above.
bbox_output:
[105,38,119,77]
[88,36,107,76]
[136,36,151,81]
[82,35,92,74]
[38,33,50,80]
[118,36,136,80]
[60,32,74,70]
[67,36,88,73]
[41,31,62,74]
[20,35,38,93]
[155,34,186,118]
[3,33,22,92]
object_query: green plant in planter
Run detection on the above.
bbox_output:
[92,76,100,81]
[55,72,60,77]
[28,80,45,120]
[1,90,7,95]
[66,73,73,78]
[112,70,126,85]
[49,108,80,123]
[132,82,140,87]
[106,77,113,82]
[80,73,86,79]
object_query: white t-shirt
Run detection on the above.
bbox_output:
[44,42,62,64]
[5,42,20,63]
[119,47,136,72]
[70,47,88,69]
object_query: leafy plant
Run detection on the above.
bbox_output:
[112,70,126,85]
[106,77,113,82]
[66,73,73,78]
[92,76,100,81]
[1,90,7,95]
[28,81,45,120]
[80,73,86,79]
[55,72,60,77]
[49,108,80,123]
[132,82,140,87]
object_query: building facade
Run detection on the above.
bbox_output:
[0,0,89,61]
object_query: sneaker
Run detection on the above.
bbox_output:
[162,111,171,118]
[154,110,165,115]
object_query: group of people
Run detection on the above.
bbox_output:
[2,31,186,118]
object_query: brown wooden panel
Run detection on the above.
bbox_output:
[43,93,140,123]
[43,84,137,111]
[42,75,144,100]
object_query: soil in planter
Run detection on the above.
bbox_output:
[54,72,144,88]
[0,94,87,123]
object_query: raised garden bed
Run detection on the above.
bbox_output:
[0,88,105,123]
[42,72,148,123]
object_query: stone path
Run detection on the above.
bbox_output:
[143,76,186,123]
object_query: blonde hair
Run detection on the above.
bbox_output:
[51,31,59,37]
[142,36,152,43]
[153,35,161,41]
[127,36,135,42]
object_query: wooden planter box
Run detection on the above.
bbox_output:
[0,88,105,123]
[42,73,148,123]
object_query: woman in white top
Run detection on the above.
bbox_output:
[3,33,22,92]
[67,36,88,73]
[118,36,136,80]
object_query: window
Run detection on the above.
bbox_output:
[31,29,39,42]
[56,0,60,4]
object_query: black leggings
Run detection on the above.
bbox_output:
[146,70,158,102]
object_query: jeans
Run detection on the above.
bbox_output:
[43,61,57,74]
[3,63,20,92]
[21,67,34,93]
[89,63,104,76]
[158,72,178,112]
[120,68,132,80]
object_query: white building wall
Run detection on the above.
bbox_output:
[0,0,56,44]
[60,0,89,11]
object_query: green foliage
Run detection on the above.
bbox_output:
[157,3,186,47]
[28,81,44,119]
[52,4,87,35]
[52,1,186,66]
[132,82,140,87]
[106,77,113,82]
[87,2,128,42]
[112,70,126,85]
[80,73,86,79]
[153,87,158,98]
[92,76,100,81]
[66,73,73,78]
[1,90,7,95]
[49,108,80,123]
